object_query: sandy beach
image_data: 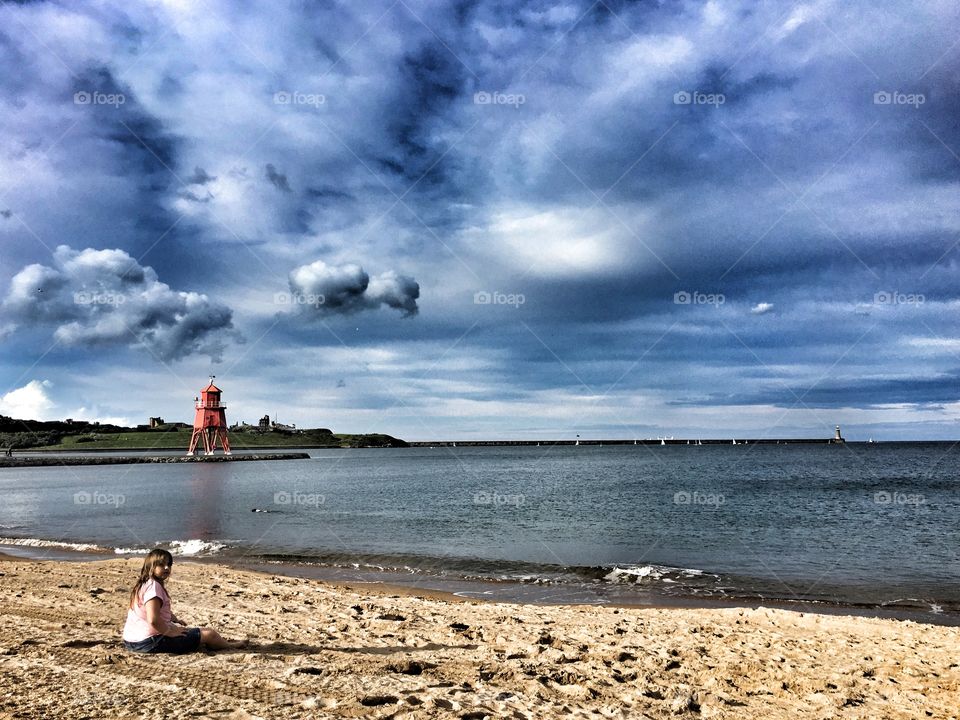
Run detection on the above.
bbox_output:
[0,556,956,719]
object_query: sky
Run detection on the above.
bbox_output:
[0,0,958,441]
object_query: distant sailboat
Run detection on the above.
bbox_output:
[732,439,737,445]
[661,438,666,446]
[697,439,702,445]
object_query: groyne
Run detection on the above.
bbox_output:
[0,452,310,468]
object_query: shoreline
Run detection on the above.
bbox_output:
[0,555,956,718]
[3,542,955,628]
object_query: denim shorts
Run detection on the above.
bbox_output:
[124,627,201,654]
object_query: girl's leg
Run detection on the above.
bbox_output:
[199,627,242,650]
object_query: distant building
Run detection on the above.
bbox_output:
[149,416,164,428]
[253,414,300,433]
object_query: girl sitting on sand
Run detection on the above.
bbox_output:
[122,548,243,653]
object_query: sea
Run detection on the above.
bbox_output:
[1,443,958,625]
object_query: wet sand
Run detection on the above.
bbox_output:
[0,556,957,719]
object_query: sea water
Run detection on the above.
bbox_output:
[1,443,957,623]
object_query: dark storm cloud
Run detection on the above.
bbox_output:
[0,246,240,362]
[186,166,215,185]
[0,0,958,433]
[265,163,291,193]
[669,374,960,409]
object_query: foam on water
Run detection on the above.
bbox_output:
[603,564,708,584]
[113,539,227,556]
[169,539,226,556]
[0,537,106,553]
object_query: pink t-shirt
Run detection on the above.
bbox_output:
[122,579,172,642]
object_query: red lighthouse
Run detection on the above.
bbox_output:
[187,376,231,456]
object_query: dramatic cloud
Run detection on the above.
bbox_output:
[0,0,957,437]
[287,260,420,317]
[1,246,239,362]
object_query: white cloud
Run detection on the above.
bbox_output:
[0,380,57,421]
[287,260,419,316]
[750,302,775,315]
[67,407,132,427]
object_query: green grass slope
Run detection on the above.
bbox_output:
[23,426,406,451]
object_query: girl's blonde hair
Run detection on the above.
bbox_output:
[128,548,173,609]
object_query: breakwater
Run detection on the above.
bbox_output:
[0,453,310,468]
[406,439,839,447]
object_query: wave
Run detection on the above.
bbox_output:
[113,539,227,556]
[239,550,724,591]
[0,536,226,558]
[603,564,713,584]
[169,539,226,556]
[0,537,107,553]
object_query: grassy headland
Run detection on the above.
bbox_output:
[0,416,406,451]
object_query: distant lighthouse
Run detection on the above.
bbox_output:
[187,376,231,456]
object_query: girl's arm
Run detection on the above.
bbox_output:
[144,598,185,637]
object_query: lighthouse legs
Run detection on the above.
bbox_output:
[186,428,231,456]
[186,429,201,456]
